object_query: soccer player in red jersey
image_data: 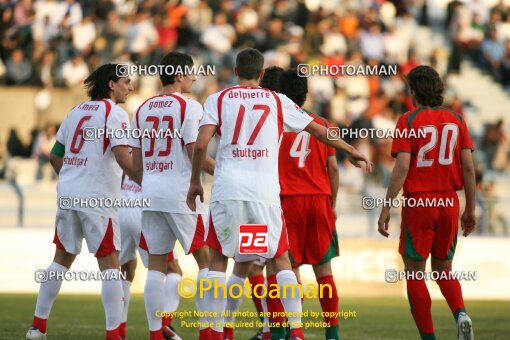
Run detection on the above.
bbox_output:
[278,69,341,340]
[377,65,476,340]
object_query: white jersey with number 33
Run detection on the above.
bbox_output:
[200,86,313,206]
[130,92,205,213]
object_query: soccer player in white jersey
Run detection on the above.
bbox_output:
[118,172,183,340]
[129,52,215,340]
[26,64,138,340]
[187,48,372,340]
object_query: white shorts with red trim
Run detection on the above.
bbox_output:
[119,208,178,266]
[140,211,206,255]
[207,201,289,262]
[53,209,120,257]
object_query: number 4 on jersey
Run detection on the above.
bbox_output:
[290,131,311,168]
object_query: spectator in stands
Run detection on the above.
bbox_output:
[61,53,89,88]
[72,15,96,54]
[482,119,508,171]
[481,27,504,81]
[6,48,33,85]
[201,12,236,55]
[35,50,57,87]
[126,10,158,63]
[34,123,57,181]
[360,23,385,62]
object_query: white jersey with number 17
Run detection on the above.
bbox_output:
[200,85,314,206]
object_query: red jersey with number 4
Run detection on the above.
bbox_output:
[279,114,335,196]
[391,106,474,195]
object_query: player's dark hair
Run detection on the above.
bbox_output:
[235,48,264,80]
[84,64,121,100]
[278,68,308,107]
[259,66,284,91]
[159,52,194,86]
[406,65,444,107]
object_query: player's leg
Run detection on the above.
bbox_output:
[119,259,136,339]
[313,261,339,340]
[431,191,473,340]
[205,247,229,339]
[27,210,80,339]
[399,200,438,340]
[162,253,183,340]
[264,260,286,340]
[224,260,253,340]
[141,211,178,340]
[247,261,271,340]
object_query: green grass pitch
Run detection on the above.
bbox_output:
[0,294,508,339]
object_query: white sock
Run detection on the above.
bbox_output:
[224,274,245,324]
[164,273,182,313]
[205,271,227,332]
[101,269,124,331]
[121,280,132,323]
[261,279,270,333]
[34,262,68,318]
[276,270,302,329]
[196,268,208,329]
[144,270,165,331]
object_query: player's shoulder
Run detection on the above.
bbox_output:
[136,94,166,113]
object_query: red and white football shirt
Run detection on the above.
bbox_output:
[279,113,335,196]
[56,98,130,216]
[391,106,474,194]
[130,92,206,213]
[199,85,314,206]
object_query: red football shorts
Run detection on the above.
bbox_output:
[399,191,459,261]
[281,194,338,267]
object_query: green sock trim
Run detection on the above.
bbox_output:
[419,331,436,340]
[270,326,286,340]
[454,307,467,322]
[325,324,340,339]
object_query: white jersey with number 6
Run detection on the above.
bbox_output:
[199,85,314,206]
[56,98,130,217]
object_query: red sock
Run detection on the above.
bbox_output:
[149,329,164,340]
[32,316,47,333]
[290,327,305,339]
[436,274,466,320]
[199,327,211,340]
[162,315,173,327]
[119,322,126,337]
[266,275,285,324]
[249,274,265,314]
[106,327,120,340]
[407,279,434,336]
[211,329,223,340]
[262,331,271,339]
[223,326,234,339]
[317,275,339,326]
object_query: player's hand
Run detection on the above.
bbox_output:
[460,209,476,236]
[348,148,373,173]
[378,207,391,237]
[186,181,204,212]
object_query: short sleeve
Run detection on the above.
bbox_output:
[460,119,475,151]
[107,107,130,148]
[280,94,314,132]
[56,118,68,145]
[199,95,219,127]
[182,100,204,145]
[129,110,141,149]
[391,115,412,157]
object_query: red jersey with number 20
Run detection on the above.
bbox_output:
[200,86,314,206]
[279,113,335,196]
[391,106,474,195]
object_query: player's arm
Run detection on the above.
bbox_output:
[326,155,339,213]
[304,122,372,172]
[186,143,215,176]
[112,146,141,185]
[377,152,411,237]
[49,141,65,175]
[130,147,143,186]
[186,125,217,211]
[460,149,476,236]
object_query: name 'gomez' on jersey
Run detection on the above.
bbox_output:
[391,106,474,195]
[56,99,130,216]
[130,92,206,213]
[200,86,314,206]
